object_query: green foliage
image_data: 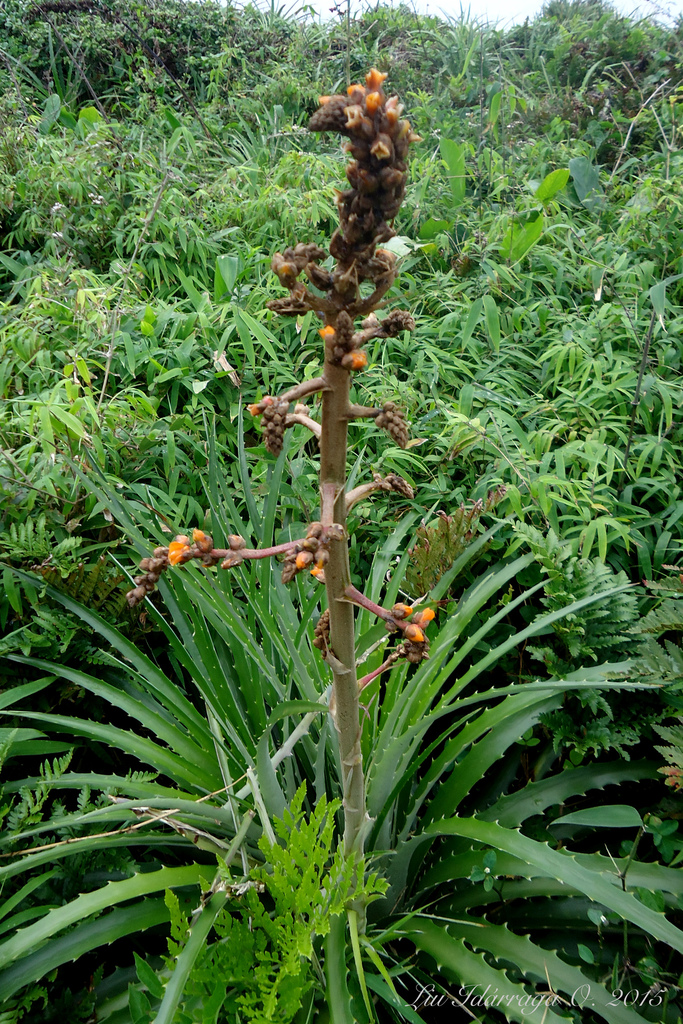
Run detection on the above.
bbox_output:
[519,522,638,671]
[158,787,387,1024]
[0,463,676,1023]
[504,523,653,760]
[1,1,683,1020]
[5,749,74,836]
[0,0,681,585]
[0,553,130,663]
[655,716,683,791]
[405,486,506,597]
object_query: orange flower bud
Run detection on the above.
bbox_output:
[347,83,366,96]
[366,68,388,91]
[413,607,435,624]
[391,603,414,619]
[310,565,324,578]
[365,91,382,114]
[193,529,213,553]
[404,623,425,642]
[319,325,336,340]
[342,351,368,371]
[168,540,191,565]
[318,95,331,105]
[248,396,272,416]
[296,551,314,569]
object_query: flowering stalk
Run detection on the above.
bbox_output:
[126,68,426,912]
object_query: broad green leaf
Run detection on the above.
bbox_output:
[9,655,215,783]
[236,309,279,362]
[4,708,216,792]
[636,888,665,912]
[0,870,58,925]
[489,87,502,126]
[500,210,544,264]
[649,280,666,317]
[6,571,210,740]
[482,294,500,352]
[569,155,603,211]
[214,254,239,301]
[325,915,356,1024]
[39,93,61,134]
[451,917,646,1024]
[418,217,452,241]
[165,107,182,130]
[552,805,644,830]
[364,974,426,1024]
[461,298,482,350]
[420,694,561,825]
[535,168,570,202]
[2,568,22,614]
[49,406,86,438]
[78,105,103,124]
[440,138,466,207]
[129,984,152,1023]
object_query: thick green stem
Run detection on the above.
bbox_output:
[320,356,366,864]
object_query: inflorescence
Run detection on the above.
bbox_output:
[125,68,433,665]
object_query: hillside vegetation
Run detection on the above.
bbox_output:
[1,0,683,1021]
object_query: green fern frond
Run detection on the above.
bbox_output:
[519,524,638,674]
[405,487,506,596]
[654,717,683,791]
[637,597,683,635]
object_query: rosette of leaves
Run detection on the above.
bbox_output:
[1,456,680,1023]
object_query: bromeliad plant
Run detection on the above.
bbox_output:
[3,68,683,1024]
[126,67,424,870]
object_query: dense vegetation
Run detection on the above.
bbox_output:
[1,0,683,1020]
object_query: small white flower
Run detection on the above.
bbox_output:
[51,203,65,214]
